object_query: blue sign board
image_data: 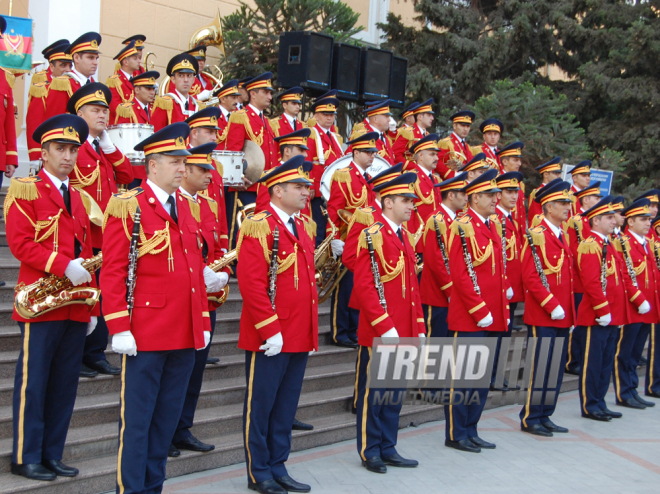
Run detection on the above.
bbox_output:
[562,164,613,196]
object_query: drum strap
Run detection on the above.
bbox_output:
[167,92,197,117]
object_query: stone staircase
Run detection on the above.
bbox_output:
[0,188,589,493]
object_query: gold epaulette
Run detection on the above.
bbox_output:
[437,137,452,150]
[198,193,218,219]
[450,215,475,238]
[470,145,482,156]
[28,82,48,99]
[577,237,600,256]
[336,133,344,147]
[105,75,122,89]
[349,122,366,141]
[300,214,317,241]
[31,70,48,85]
[567,214,584,234]
[227,108,248,124]
[528,187,538,203]
[239,211,272,240]
[115,102,136,121]
[269,117,280,136]
[49,75,72,94]
[611,234,629,253]
[396,126,414,141]
[520,182,525,193]
[306,117,317,128]
[2,69,15,90]
[197,100,207,111]
[4,176,41,219]
[490,214,502,237]
[530,214,545,228]
[103,188,143,231]
[357,222,384,253]
[153,96,173,111]
[423,212,446,243]
[182,194,200,222]
[114,62,121,74]
[330,166,352,185]
[351,206,376,227]
[528,226,546,246]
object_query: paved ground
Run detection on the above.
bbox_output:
[159,389,660,494]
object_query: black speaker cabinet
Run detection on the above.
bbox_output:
[359,47,393,102]
[389,56,408,109]
[331,43,361,101]
[277,31,334,91]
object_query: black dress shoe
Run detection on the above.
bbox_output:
[361,456,387,473]
[11,463,56,481]
[617,397,646,409]
[601,407,622,418]
[168,444,180,457]
[274,475,311,492]
[382,452,418,467]
[489,383,510,392]
[582,411,612,421]
[470,436,496,449]
[79,364,98,378]
[41,459,78,477]
[445,438,481,453]
[174,435,215,452]
[565,367,581,376]
[504,378,521,391]
[0,280,6,287]
[87,359,121,376]
[521,424,553,437]
[638,356,648,366]
[633,394,655,407]
[541,420,569,433]
[291,418,314,431]
[645,391,660,399]
[512,324,523,331]
[248,479,287,494]
[334,340,358,349]
[206,357,220,365]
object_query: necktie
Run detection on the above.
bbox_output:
[363,171,369,181]
[429,174,436,185]
[293,119,298,130]
[397,228,404,244]
[485,219,490,229]
[558,232,564,245]
[380,133,386,143]
[92,138,100,155]
[260,113,265,124]
[85,79,91,86]
[508,214,513,223]
[288,217,299,240]
[167,196,178,224]
[185,99,190,111]
[144,104,150,122]
[327,130,332,139]
[60,183,71,215]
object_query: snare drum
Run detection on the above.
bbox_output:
[211,151,245,186]
[107,124,154,165]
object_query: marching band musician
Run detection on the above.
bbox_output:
[564,182,602,376]
[326,132,381,348]
[445,169,508,454]
[353,172,423,474]
[236,76,252,109]
[575,196,650,421]
[121,35,147,76]
[519,180,575,437]
[458,153,490,183]
[348,100,396,165]
[612,199,659,409]
[170,142,230,456]
[528,158,563,223]
[612,196,626,234]
[436,110,475,180]
[8,115,98,481]
[26,40,72,162]
[476,118,503,173]
[236,155,317,494]
[101,123,210,493]
[568,160,592,215]
[213,79,241,132]
[113,70,160,126]
[67,83,134,378]
[151,53,200,131]
[496,142,526,243]
[270,86,304,137]
[106,41,141,123]
[391,98,434,165]
[633,189,660,233]
[400,102,420,129]
[306,97,344,245]
[0,16,17,188]
[185,45,216,102]
[420,173,469,339]
[646,214,660,399]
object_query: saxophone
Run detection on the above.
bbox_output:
[458,225,480,295]
[207,249,237,306]
[15,254,103,319]
[654,241,660,272]
[617,232,637,287]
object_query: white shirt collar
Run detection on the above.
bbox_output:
[318,124,332,134]
[470,207,488,224]
[488,144,498,154]
[248,103,263,116]
[441,203,457,220]
[416,124,425,135]
[452,131,465,142]
[572,184,582,192]
[175,89,189,102]
[179,186,197,201]
[70,67,91,85]
[629,230,646,246]
[135,98,147,110]
[284,112,297,127]
[43,168,69,191]
[543,217,562,239]
[496,205,512,217]
[219,105,230,119]
[86,134,98,144]
[613,227,620,235]
[147,179,176,210]
[270,202,295,233]
[352,161,366,175]
[120,69,133,81]
[592,230,607,241]
[382,212,402,233]
[416,163,432,177]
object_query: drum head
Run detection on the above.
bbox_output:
[242,140,266,184]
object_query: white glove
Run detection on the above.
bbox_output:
[98,129,117,154]
[550,306,566,320]
[29,159,42,173]
[203,266,225,293]
[477,313,494,328]
[596,313,612,326]
[381,327,399,344]
[638,300,651,315]
[203,331,211,348]
[112,330,137,356]
[331,239,344,257]
[259,332,283,357]
[506,287,513,300]
[309,349,316,356]
[388,117,397,132]
[86,316,98,336]
[419,333,426,340]
[197,89,212,101]
[65,258,92,286]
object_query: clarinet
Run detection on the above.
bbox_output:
[526,230,550,292]
[458,225,480,295]
[617,232,638,287]
[501,215,507,274]
[654,241,660,272]
[573,220,582,243]
[434,216,450,275]
[268,227,279,312]
[126,206,141,319]
[601,242,608,295]
[366,230,387,311]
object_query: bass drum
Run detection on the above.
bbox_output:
[319,154,392,201]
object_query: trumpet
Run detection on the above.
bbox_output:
[207,249,237,306]
[15,254,103,319]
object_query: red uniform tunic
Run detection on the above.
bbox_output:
[106,71,134,124]
[5,173,99,322]
[404,163,439,254]
[576,234,646,327]
[100,184,209,351]
[26,80,50,161]
[200,169,229,252]
[69,140,134,249]
[342,205,385,274]
[43,73,90,121]
[346,120,395,165]
[513,186,527,241]
[150,93,199,132]
[353,221,425,346]
[569,185,580,215]
[565,212,590,294]
[188,72,215,100]
[0,70,18,171]
[496,207,524,303]
[306,123,343,197]
[527,183,547,224]
[437,134,473,180]
[270,114,302,137]
[391,124,426,165]
[325,163,377,238]
[420,210,453,308]
[447,210,509,332]
[236,207,318,353]
[481,143,501,173]
[217,110,229,135]
[113,99,151,125]
[521,221,576,328]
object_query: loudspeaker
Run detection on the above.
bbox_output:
[277,31,334,91]
[359,47,393,102]
[389,57,408,109]
[331,43,361,101]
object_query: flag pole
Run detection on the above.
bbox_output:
[8,0,12,16]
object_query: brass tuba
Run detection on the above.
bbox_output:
[14,254,103,319]
[207,249,237,306]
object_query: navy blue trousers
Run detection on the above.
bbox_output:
[578,325,617,415]
[488,302,516,384]
[422,305,448,338]
[83,253,109,365]
[309,197,327,248]
[646,324,660,396]
[12,320,86,464]
[225,189,257,251]
[173,310,217,444]
[243,351,308,484]
[519,326,569,427]
[614,322,651,402]
[330,270,359,344]
[355,345,403,461]
[444,330,490,441]
[116,349,194,494]
[566,292,584,373]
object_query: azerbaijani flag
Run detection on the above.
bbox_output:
[0,16,32,73]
